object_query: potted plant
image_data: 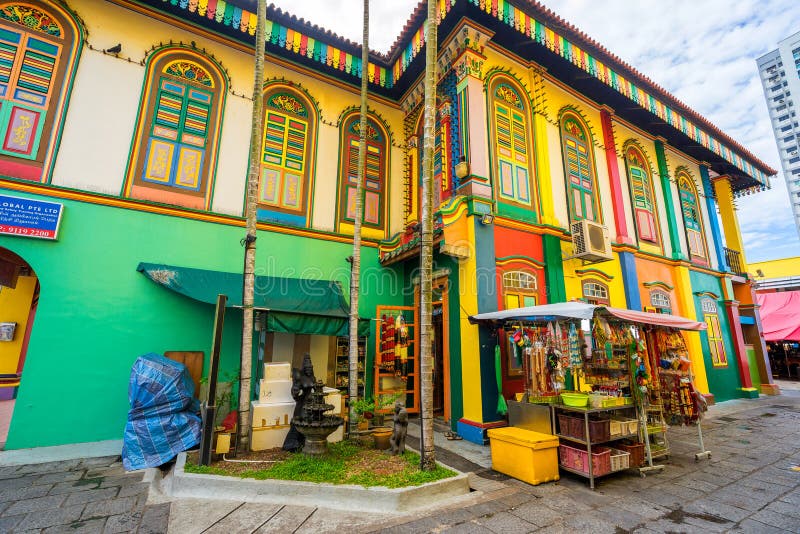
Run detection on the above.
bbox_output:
[373,392,404,427]
[350,398,375,432]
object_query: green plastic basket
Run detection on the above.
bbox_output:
[560,392,589,407]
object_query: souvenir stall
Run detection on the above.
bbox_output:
[471,302,710,489]
[375,306,419,413]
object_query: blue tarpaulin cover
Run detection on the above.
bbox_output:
[122,353,201,471]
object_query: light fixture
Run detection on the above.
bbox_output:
[455,156,470,180]
[480,213,494,225]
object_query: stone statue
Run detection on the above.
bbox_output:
[390,401,408,455]
[283,353,316,452]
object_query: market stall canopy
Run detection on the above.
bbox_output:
[469,301,706,331]
[755,290,800,342]
[137,262,369,337]
[600,307,706,331]
[468,302,598,324]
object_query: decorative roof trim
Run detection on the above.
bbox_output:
[495,255,545,268]
[575,268,613,281]
[694,291,720,299]
[144,0,772,186]
[464,0,774,185]
[642,280,674,291]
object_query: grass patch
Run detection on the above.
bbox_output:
[184,440,455,489]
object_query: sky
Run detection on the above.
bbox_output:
[269,0,800,263]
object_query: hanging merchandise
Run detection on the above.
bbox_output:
[380,315,396,370]
[495,345,508,415]
[650,328,701,426]
[568,323,582,367]
[395,314,409,378]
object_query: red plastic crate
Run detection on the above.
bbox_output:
[617,441,645,467]
[587,419,610,443]
[557,414,582,439]
[558,444,611,476]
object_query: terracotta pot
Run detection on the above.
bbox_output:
[371,426,392,450]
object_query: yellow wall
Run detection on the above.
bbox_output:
[747,257,800,278]
[0,276,36,375]
[561,243,627,306]
[458,218,483,422]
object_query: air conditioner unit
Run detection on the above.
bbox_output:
[571,220,613,262]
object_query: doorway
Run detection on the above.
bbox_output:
[433,303,444,416]
[417,276,450,424]
[0,247,39,449]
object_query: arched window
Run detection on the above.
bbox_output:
[502,270,537,309]
[677,172,707,261]
[650,290,671,313]
[561,113,599,222]
[490,81,535,208]
[0,2,82,182]
[625,146,658,243]
[701,298,726,366]
[337,114,387,233]
[125,48,226,210]
[582,279,609,305]
[257,87,316,227]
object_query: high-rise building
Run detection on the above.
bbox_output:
[757,31,800,239]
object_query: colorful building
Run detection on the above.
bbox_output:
[0,0,778,449]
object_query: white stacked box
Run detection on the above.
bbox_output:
[258,378,293,403]
[324,387,343,443]
[264,362,291,380]
[250,362,296,451]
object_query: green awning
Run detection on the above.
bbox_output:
[137,262,370,336]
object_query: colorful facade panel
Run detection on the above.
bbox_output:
[0,1,82,182]
[125,48,227,211]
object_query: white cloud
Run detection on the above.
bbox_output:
[269,0,800,261]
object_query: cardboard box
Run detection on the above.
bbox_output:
[324,389,343,443]
[258,379,293,403]
[264,362,291,380]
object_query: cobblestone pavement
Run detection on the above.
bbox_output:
[368,390,800,533]
[2,390,798,533]
[0,456,168,533]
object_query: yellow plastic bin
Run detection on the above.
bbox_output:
[487,427,560,486]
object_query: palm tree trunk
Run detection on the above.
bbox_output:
[239,0,267,453]
[348,0,370,437]
[419,0,438,471]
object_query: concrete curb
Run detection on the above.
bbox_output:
[0,439,123,466]
[158,452,471,513]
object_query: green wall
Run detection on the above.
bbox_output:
[1,189,387,449]
[689,270,741,402]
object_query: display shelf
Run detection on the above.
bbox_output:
[552,403,639,490]
[552,404,635,415]
[558,463,615,480]
[335,336,366,394]
[557,433,639,446]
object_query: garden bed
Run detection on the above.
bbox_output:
[158,439,471,513]
[183,440,455,488]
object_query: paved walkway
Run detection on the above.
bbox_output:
[0,456,168,533]
[0,386,798,532]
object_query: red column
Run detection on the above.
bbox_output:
[724,300,753,389]
[599,109,634,245]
